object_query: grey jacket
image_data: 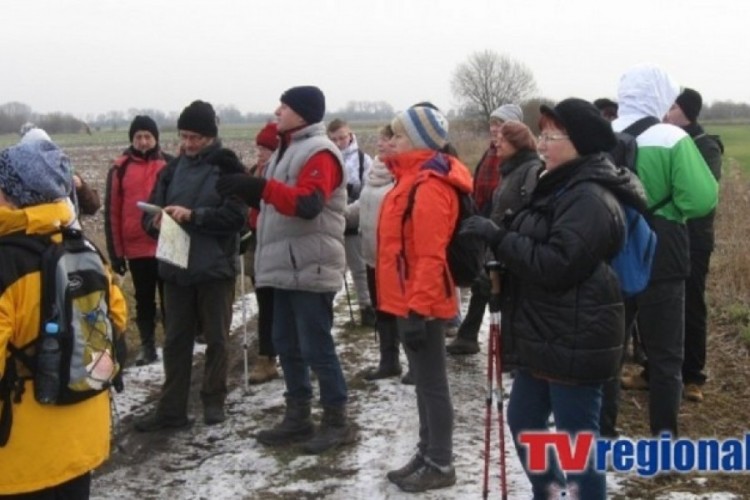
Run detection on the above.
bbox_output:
[254,123,347,292]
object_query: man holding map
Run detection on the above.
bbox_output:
[135,100,248,430]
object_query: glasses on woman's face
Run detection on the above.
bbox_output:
[538,133,569,144]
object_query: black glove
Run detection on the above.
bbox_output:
[459,215,506,247]
[216,174,267,209]
[210,148,245,174]
[397,311,427,352]
[111,257,128,276]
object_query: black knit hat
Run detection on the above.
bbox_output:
[129,115,159,142]
[675,88,703,123]
[177,100,218,137]
[280,86,326,125]
[540,98,617,155]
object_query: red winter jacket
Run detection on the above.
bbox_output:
[376,150,473,319]
[105,148,170,260]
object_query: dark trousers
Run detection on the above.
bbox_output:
[402,320,453,466]
[157,279,234,417]
[366,266,399,356]
[272,289,348,407]
[255,286,275,357]
[0,472,91,499]
[638,279,685,435]
[508,371,605,500]
[455,274,490,342]
[128,257,164,347]
[683,248,711,385]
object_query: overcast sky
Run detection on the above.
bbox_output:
[2,0,746,119]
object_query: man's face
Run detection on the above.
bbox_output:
[329,126,352,151]
[179,130,213,157]
[664,103,689,127]
[132,130,157,153]
[275,103,306,132]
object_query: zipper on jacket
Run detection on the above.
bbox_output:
[288,245,298,271]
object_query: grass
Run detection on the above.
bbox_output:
[705,123,750,172]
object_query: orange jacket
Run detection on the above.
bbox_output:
[376,150,473,319]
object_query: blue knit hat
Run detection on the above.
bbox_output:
[393,106,449,151]
[0,140,72,207]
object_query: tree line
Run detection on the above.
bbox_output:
[2,51,749,135]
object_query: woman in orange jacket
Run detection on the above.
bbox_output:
[376,105,473,493]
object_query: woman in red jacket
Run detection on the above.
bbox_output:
[105,115,171,365]
[376,105,473,493]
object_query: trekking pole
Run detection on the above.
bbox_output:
[343,272,355,324]
[483,261,507,500]
[239,233,253,393]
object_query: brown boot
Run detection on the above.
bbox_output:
[683,383,704,402]
[621,373,649,390]
[248,356,279,385]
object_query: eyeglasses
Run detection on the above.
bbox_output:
[538,134,569,143]
[178,132,206,143]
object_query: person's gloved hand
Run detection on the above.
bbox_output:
[211,148,245,174]
[396,311,427,352]
[216,174,267,209]
[111,257,128,276]
[459,215,507,247]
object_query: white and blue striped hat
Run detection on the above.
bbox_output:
[395,106,449,151]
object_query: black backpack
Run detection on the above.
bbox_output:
[608,116,660,172]
[401,160,484,288]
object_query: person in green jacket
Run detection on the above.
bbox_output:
[610,64,718,437]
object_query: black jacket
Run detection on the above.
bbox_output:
[495,154,646,383]
[490,149,543,227]
[142,140,248,285]
[684,123,723,252]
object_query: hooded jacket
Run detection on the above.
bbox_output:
[495,155,642,383]
[0,202,127,494]
[376,150,473,319]
[105,147,170,260]
[612,64,719,280]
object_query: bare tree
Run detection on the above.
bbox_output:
[451,50,538,121]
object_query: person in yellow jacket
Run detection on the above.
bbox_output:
[0,139,127,498]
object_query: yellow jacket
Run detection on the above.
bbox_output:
[0,201,128,494]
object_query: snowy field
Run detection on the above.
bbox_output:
[91,281,740,499]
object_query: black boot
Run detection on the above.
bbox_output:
[256,399,314,446]
[300,405,355,454]
[135,319,158,366]
[364,319,401,380]
[396,457,456,492]
[387,452,425,484]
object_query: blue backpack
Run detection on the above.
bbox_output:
[612,204,657,297]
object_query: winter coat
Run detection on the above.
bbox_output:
[105,147,170,260]
[489,149,543,227]
[143,140,248,286]
[254,123,347,293]
[0,201,127,495]
[683,123,723,252]
[612,66,719,281]
[345,156,394,267]
[342,134,372,197]
[495,155,643,383]
[376,150,473,319]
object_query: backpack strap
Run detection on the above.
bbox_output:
[622,116,660,138]
[357,149,366,183]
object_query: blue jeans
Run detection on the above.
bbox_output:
[507,370,606,500]
[272,289,348,407]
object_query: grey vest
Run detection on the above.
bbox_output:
[255,123,347,292]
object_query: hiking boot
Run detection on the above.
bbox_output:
[401,370,415,385]
[256,399,314,446]
[396,459,456,493]
[135,344,158,366]
[445,326,459,338]
[387,453,425,484]
[204,405,226,425]
[621,373,649,391]
[684,383,704,402]
[300,405,355,454]
[446,337,480,355]
[361,305,377,328]
[248,356,279,384]
[134,411,190,432]
[363,363,402,381]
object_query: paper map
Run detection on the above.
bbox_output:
[156,212,190,269]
